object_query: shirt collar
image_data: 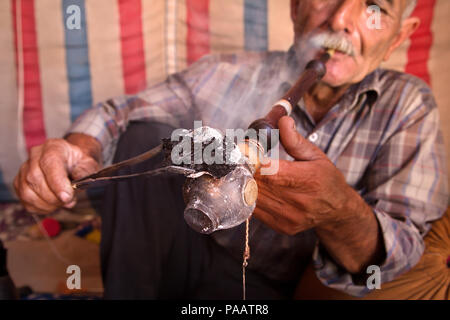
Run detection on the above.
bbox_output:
[340,69,381,111]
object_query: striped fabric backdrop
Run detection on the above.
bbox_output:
[0,0,449,202]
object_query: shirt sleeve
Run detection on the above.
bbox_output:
[66,55,217,164]
[312,82,449,297]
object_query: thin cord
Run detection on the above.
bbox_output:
[31,214,108,293]
[242,218,250,300]
[31,214,72,265]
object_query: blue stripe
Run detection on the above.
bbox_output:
[244,0,268,51]
[63,0,93,122]
[0,170,14,202]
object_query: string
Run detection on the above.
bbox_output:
[30,215,108,293]
[31,213,73,265]
[242,218,250,300]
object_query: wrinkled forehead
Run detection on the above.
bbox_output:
[293,0,409,18]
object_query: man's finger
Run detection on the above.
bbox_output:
[256,160,321,189]
[253,207,287,235]
[18,168,58,214]
[21,199,48,215]
[39,151,74,204]
[70,157,100,180]
[26,158,65,207]
[278,116,324,161]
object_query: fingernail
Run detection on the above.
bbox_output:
[59,191,71,203]
[64,200,77,209]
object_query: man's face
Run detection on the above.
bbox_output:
[292,0,411,87]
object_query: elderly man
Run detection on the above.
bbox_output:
[14,0,448,299]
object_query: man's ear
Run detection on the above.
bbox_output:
[383,17,420,61]
[290,0,300,23]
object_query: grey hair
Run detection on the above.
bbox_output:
[402,0,417,19]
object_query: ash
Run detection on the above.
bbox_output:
[162,126,245,179]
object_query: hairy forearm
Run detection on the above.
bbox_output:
[65,133,103,164]
[314,187,386,274]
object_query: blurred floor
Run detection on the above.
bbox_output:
[0,202,103,298]
[5,229,103,297]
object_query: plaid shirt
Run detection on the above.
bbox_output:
[69,48,449,297]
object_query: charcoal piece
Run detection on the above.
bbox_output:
[161,137,238,179]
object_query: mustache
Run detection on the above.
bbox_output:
[309,32,356,57]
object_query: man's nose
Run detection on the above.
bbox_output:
[329,0,359,34]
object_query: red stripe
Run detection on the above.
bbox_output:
[118,0,146,94]
[405,0,436,86]
[186,0,210,65]
[12,0,46,151]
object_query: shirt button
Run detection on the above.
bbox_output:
[309,132,319,143]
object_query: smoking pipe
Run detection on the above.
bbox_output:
[71,50,335,234]
[248,49,334,152]
[183,49,335,234]
[239,49,335,169]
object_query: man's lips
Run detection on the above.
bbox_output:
[315,48,353,60]
[326,49,357,62]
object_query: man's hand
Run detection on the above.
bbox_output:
[254,116,384,274]
[13,134,101,214]
[254,116,355,235]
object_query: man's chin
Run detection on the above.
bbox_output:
[321,62,361,88]
[320,74,352,88]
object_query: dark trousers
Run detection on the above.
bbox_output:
[100,121,289,299]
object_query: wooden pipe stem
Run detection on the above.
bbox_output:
[246,50,333,154]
